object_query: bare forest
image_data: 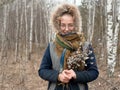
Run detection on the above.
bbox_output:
[0,0,120,90]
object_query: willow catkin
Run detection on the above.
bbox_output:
[66,46,93,70]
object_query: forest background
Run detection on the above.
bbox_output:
[0,0,120,90]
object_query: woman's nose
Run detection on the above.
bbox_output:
[65,25,69,31]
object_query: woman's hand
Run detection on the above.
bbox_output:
[58,69,76,83]
[64,69,76,79]
[58,70,71,83]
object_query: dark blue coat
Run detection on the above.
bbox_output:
[38,43,99,90]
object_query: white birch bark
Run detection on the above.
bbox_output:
[44,3,48,45]
[113,0,120,69]
[106,0,119,77]
[100,0,105,60]
[1,4,9,89]
[19,1,27,89]
[48,0,56,42]
[47,0,51,42]
[1,5,7,60]
[29,0,34,59]
[87,0,95,43]
[1,5,7,87]
[39,1,43,46]
[87,0,91,42]
[25,0,28,61]
[19,0,24,53]
[1,4,9,62]
[15,0,19,62]
[106,0,114,77]
[90,0,95,43]
[34,0,39,48]
[117,0,120,22]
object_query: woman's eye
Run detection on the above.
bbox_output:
[61,24,65,27]
[60,24,74,28]
[68,24,74,27]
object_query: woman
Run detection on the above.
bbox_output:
[38,3,99,90]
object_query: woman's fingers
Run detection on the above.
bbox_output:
[64,69,76,79]
[62,70,71,79]
[58,69,76,83]
[58,73,69,83]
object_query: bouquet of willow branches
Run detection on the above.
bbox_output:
[66,45,92,70]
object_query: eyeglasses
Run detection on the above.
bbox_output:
[60,24,74,29]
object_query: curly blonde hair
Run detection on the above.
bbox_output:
[50,3,82,32]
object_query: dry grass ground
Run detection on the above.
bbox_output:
[0,49,120,90]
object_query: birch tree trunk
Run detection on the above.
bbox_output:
[100,0,105,61]
[44,2,48,45]
[25,0,29,61]
[1,4,10,63]
[34,0,39,49]
[29,0,34,60]
[47,0,51,42]
[1,5,7,61]
[116,0,120,67]
[1,5,7,89]
[87,0,95,43]
[15,0,19,62]
[19,0,24,56]
[39,1,43,46]
[1,3,10,89]
[106,0,119,77]
[106,0,114,77]
[117,0,120,23]
[48,0,56,42]
[91,0,95,43]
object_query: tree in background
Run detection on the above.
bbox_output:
[106,0,120,77]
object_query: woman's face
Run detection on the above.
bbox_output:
[60,14,75,35]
